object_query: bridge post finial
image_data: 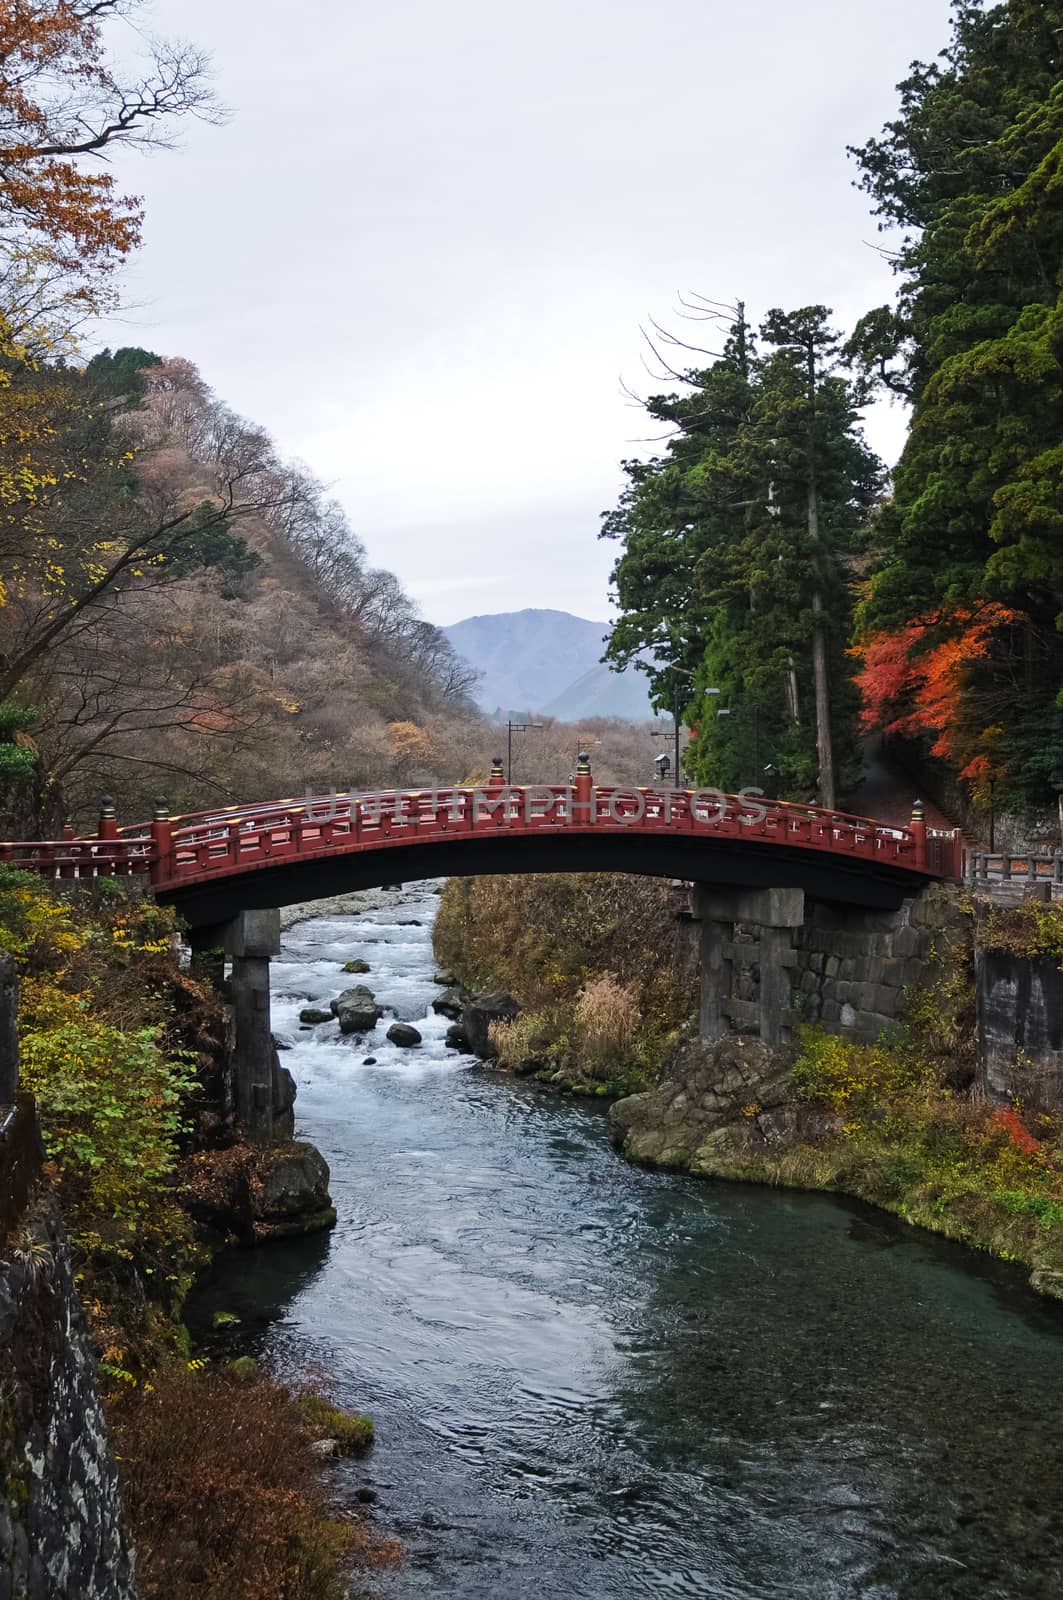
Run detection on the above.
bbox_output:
[910,798,928,872]
[149,797,173,888]
[487,757,505,792]
[97,794,118,842]
[573,751,594,826]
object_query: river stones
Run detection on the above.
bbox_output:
[342,959,371,974]
[386,1022,422,1048]
[461,991,519,1058]
[330,985,384,1034]
[299,1007,332,1025]
[432,986,466,1021]
[444,1023,468,1051]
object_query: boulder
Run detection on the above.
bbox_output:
[433,972,458,987]
[330,985,384,1034]
[444,1024,468,1051]
[608,1033,791,1172]
[342,959,371,974]
[462,991,519,1058]
[299,1007,332,1025]
[386,1022,422,1048]
[249,1141,336,1241]
[432,986,466,1021]
[271,1055,297,1141]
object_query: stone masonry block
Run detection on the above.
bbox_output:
[694,884,805,928]
[890,927,925,958]
[224,908,281,960]
[871,983,905,1017]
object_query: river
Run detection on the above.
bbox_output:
[189,884,1063,1600]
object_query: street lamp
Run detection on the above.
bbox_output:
[653,672,720,786]
[507,720,544,785]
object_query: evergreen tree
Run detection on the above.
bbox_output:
[603,309,881,803]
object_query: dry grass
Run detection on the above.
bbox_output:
[108,1365,400,1600]
[574,972,641,1076]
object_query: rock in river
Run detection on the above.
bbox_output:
[462,991,519,1058]
[250,1141,336,1241]
[299,1007,332,1025]
[387,1022,422,1048]
[331,985,384,1035]
[432,986,466,1021]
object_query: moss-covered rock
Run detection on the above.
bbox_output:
[298,1394,375,1455]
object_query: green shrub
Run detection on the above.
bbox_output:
[21,1017,195,1232]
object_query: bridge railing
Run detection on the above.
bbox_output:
[146,785,961,890]
[0,836,152,878]
[0,786,964,889]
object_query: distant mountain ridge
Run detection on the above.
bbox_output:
[442,608,654,721]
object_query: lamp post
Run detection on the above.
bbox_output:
[654,672,720,786]
[506,721,544,785]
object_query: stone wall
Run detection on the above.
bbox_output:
[1,1186,136,1600]
[789,883,970,1042]
[976,947,1063,1110]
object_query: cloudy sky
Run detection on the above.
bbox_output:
[102,0,952,625]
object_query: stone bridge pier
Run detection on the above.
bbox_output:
[190,908,282,1145]
[691,879,966,1051]
[693,884,804,1051]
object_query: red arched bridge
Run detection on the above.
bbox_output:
[0,763,962,926]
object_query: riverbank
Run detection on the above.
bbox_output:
[432,872,696,1095]
[0,868,396,1599]
[608,1025,1063,1300]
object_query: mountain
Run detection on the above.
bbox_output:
[542,660,655,720]
[442,608,655,721]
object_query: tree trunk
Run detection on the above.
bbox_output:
[807,472,835,811]
[785,659,801,725]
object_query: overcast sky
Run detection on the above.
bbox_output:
[101,0,953,625]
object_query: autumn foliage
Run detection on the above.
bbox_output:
[992,1104,1042,1159]
[0,1,215,320]
[109,1365,401,1600]
[853,604,1020,782]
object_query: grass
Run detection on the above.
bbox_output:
[298,1392,375,1455]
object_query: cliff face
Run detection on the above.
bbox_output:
[1,1187,136,1600]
